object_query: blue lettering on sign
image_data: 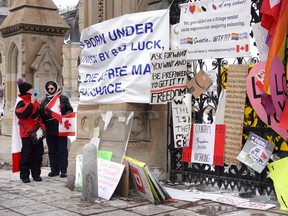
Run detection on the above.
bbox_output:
[131,64,151,75]
[106,66,128,79]
[131,40,162,51]
[80,33,107,49]
[108,22,153,41]
[79,82,123,97]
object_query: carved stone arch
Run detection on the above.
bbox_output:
[30,42,61,101]
[6,42,19,110]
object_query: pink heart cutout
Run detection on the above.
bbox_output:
[270,56,287,119]
[246,61,288,140]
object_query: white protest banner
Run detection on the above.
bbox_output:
[172,94,192,148]
[179,0,251,59]
[150,49,188,104]
[79,10,169,104]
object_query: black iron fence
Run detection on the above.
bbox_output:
[168,0,288,195]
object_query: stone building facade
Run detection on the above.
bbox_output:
[0,0,171,187]
[0,0,69,136]
[66,0,172,189]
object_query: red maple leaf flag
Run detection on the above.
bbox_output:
[46,92,62,123]
[236,44,249,52]
[59,112,76,136]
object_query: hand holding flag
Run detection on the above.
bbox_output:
[45,92,62,123]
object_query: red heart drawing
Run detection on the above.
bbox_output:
[189,5,196,14]
[212,4,217,10]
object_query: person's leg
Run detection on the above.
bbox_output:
[20,138,32,183]
[57,136,68,177]
[31,141,44,181]
[47,136,60,176]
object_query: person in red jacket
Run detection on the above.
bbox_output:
[15,79,44,183]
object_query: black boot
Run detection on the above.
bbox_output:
[22,178,30,183]
[48,172,59,177]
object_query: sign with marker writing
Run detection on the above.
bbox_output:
[172,94,192,148]
[182,124,225,166]
[79,10,169,104]
[150,49,188,104]
[191,124,216,164]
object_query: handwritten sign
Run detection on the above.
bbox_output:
[172,94,192,148]
[98,158,125,200]
[236,201,276,210]
[74,155,125,200]
[191,124,216,164]
[215,195,248,206]
[79,10,169,104]
[150,49,188,104]
[179,0,251,59]
[182,124,225,166]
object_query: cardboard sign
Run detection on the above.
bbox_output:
[186,70,212,98]
[224,65,248,165]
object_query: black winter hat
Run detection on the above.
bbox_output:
[17,78,33,95]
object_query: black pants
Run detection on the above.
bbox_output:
[20,137,44,179]
[46,136,68,174]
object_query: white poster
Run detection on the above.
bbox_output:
[78,9,170,104]
[98,158,125,200]
[179,0,251,59]
[150,49,188,104]
[172,94,192,148]
[191,124,216,164]
[74,156,125,200]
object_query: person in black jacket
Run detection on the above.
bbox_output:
[41,81,73,178]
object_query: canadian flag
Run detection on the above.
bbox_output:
[46,92,62,123]
[59,112,76,136]
[236,44,249,52]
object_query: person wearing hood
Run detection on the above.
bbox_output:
[14,78,44,183]
[41,81,73,178]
